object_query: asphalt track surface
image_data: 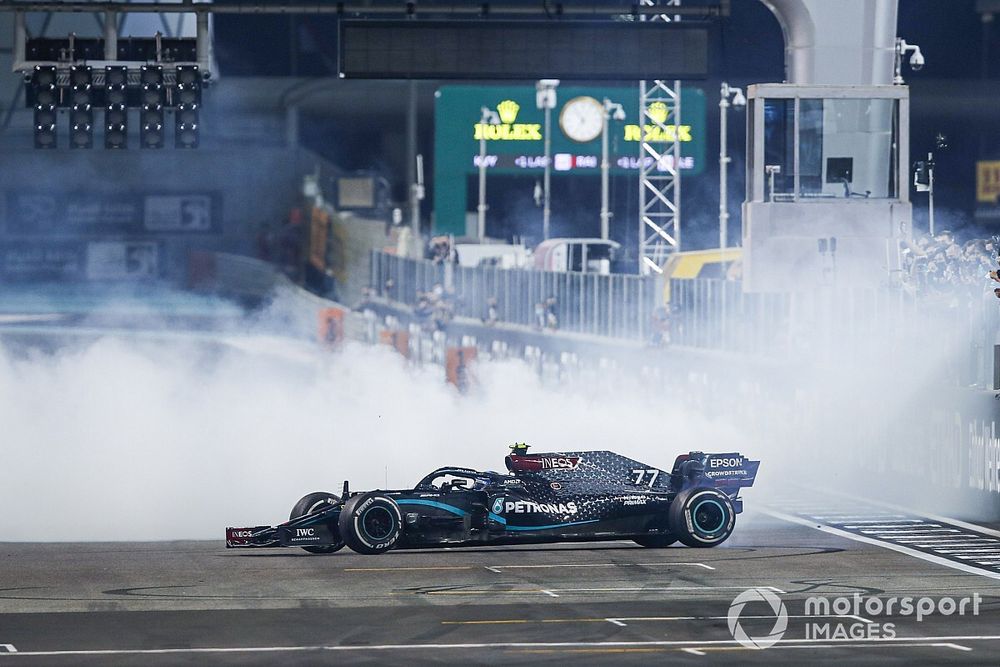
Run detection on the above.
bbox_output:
[3,511,1000,665]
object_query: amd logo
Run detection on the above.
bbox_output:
[296,528,316,537]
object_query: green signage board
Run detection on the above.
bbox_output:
[433,84,705,235]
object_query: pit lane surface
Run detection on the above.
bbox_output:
[3,511,1000,665]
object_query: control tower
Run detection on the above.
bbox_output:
[742,0,911,291]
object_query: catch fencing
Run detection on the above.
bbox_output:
[369,250,1000,388]
[670,277,1000,387]
[370,251,659,340]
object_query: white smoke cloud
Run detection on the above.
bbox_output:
[0,329,748,542]
[2,274,992,544]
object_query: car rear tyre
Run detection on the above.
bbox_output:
[668,487,735,548]
[338,493,403,555]
[290,492,345,554]
[634,534,678,548]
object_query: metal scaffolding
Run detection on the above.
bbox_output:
[638,0,682,275]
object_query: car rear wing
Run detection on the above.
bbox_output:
[671,451,760,491]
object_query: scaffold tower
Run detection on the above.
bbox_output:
[638,0,682,275]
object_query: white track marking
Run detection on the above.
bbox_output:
[859,529,959,536]
[547,586,786,595]
[842,523,934,530]
[484,562,714,571]
[445,614,872,626]
[764,509,1000,581]
[810,515,908,521]
[430,585,784,596]
[683,648,706,655]
[936,643,973,651]
[895,538,996,544]
[831,519,922,525]
[0,647,14,654]
[793,487,1000,540]
[903,541,998,548]
[2,635,999,657]
[684,642,975,654]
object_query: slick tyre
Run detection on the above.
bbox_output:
[339,493,403,555]
[668,487,736,548]
[634,534,678,548]
[290,492,345,554]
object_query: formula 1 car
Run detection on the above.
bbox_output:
[226,448,759,555]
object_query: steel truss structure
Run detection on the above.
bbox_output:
[638,0,682,275]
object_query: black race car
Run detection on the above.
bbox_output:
[226,448,759,554]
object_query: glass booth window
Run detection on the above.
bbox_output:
[762,99,794,199]
[760,97,899,202]
[798,98,897,199]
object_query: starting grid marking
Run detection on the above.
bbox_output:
[766,493,1000,579]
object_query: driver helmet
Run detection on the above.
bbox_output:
[509,442,530,455]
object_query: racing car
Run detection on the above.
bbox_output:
[225,447,759,554]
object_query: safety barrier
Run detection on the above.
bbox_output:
[369,251,658,341]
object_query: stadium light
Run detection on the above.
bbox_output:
[139,65,164,148]
[174,65,201,149]
[104,65,128,149]
[32,65,57,149]
[69,64,93,149]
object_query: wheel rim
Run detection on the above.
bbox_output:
[361,506,395,541]
[691,499,726,534]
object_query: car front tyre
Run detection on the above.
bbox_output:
[338,493,403,555]
[290,491,345,554]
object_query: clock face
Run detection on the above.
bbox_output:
[559,96,603,143]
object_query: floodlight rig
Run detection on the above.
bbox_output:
[11,8,212,149]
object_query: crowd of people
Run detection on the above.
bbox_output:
[414,284,458,331]
[901,231,997,296]
[425,236,458,265]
